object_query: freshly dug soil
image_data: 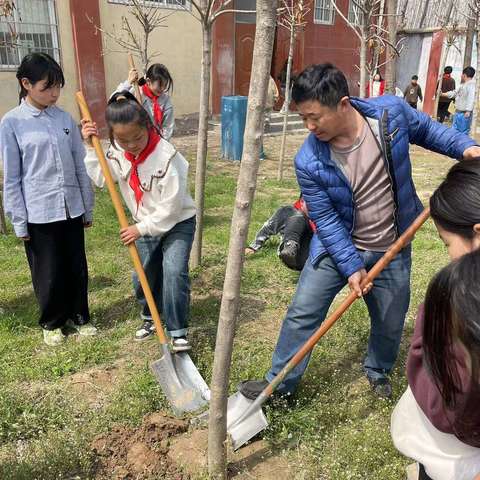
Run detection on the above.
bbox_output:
[91,412,189,479]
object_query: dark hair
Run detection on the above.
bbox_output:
[16,52,64,103]
[463,66,476,78]
[106,91,155,146]
[444,66,453,74]
[291,63,349,108]
[423,250,480,446]
[138,63,173,93]
[411,75,418,80]
[430,160,480,239]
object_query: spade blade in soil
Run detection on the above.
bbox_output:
[150,344,209,416]
[226,392,268,450]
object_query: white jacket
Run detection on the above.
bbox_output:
[84,139,196,237]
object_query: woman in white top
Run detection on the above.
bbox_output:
[81,91,196,350]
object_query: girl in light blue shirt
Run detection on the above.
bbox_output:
[0,53,96,346]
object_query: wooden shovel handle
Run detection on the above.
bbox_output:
[267,207,431,395]
[128,53,142,103]
[76,91,169,345]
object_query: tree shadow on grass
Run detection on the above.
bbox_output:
[92,295,137,330]
[190,294,267,351]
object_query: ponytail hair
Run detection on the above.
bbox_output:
[138,63,173,93]
[106,91,155,147]
[423,249,480,446]
[16,52,64,103]
[430,160,480,239]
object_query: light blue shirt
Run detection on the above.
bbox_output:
[1,99,94,237]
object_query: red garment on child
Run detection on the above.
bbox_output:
[124,128,161,207]
[142,84,164,130]
[293,197,316,233]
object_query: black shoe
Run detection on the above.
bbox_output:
[367,376,392,399]
[135,320,156,341]
[279,240,299,269]
[238,379,270,400]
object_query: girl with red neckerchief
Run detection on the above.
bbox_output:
[114,64,175,141]
[81,91,196,351]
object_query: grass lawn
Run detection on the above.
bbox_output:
[0,132,455,479]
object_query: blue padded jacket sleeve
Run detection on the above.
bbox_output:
[296,158,364,278]
[404,102,477,158]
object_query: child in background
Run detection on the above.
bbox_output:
[437,66,456,124]
[246,197,314,271]
[115,63,175,141]
[442,66,476,135]
[0,52,96,346]
[366,72,385,97]
[81,91,196,350]
[391,161,480,480]
[404,75,423,109]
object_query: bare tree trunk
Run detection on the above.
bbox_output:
[278,22,295,181]
[191,18,212,268]
[463,16,475,69]
[473,30,480,135]
[207,0,278,477]
[0,189,6,235]
[384,0,398,93]
[372,0,385,73]
[359,34,368,98]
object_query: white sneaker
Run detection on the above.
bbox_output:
[43,328,65,346]
[171,337,191,353]
[66,319,98,336]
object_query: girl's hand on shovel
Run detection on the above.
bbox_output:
[128,68,139,85]
[120,225,141,245]
[348,269,373,297]
[81,119,98,146]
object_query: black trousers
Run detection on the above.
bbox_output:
[24,216,90,330]
[249,206,312,271]
[437,101,451,123]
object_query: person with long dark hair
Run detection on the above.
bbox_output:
[0,52,96,346]
[391,160,480,480]
[81,91,196,350]
[115,63,175,140]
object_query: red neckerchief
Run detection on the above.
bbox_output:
[142,84,164,130]
[293,197,317,233]
[443,73,452,79]
[124,128,161,207]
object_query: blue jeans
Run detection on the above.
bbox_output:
[266,246,412,393]
[133,216,195,338]
[452,112,472,135]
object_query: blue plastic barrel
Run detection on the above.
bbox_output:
[221,95,248,161]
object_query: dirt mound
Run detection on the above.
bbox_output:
[91,412,189,479]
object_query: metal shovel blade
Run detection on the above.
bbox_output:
[150,344,210,416]
[226,392,268,450]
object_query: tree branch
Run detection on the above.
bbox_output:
[331,0,363,40]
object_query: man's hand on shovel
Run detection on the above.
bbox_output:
[348,268,373,297]
[120,225,141,245]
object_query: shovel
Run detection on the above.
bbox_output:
[127,53,142,104]
[226,207,431,449]
[76,92,210,415]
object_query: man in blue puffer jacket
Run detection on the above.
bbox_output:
[239,64,480,399]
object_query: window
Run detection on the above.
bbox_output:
[348,0,364,25]
[314,0,335,24]
[235,0,256,24]
[0,0,60,69]
[108,0,189,9]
